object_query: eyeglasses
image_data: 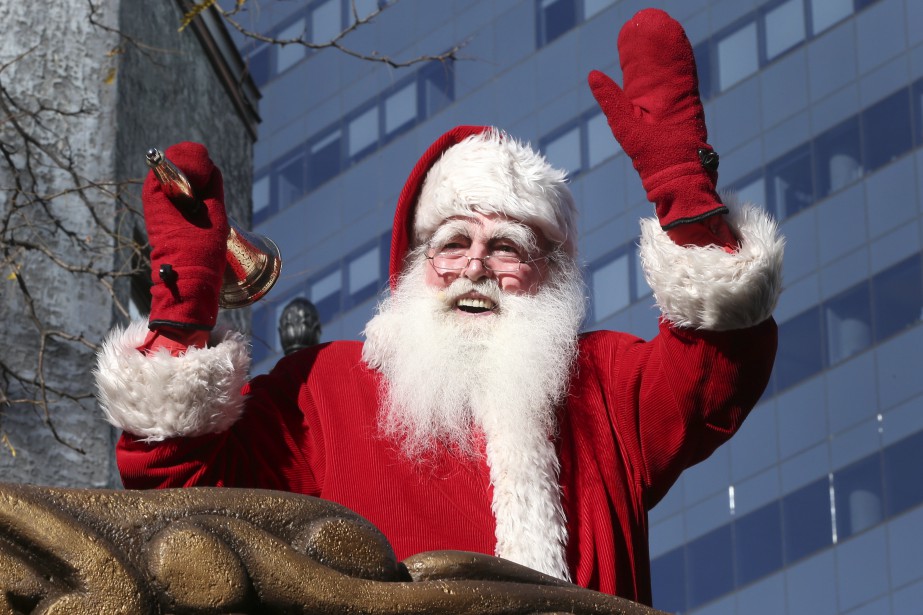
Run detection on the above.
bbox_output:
[426,251,544,273]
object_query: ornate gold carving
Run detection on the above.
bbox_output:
[0,483,664,614]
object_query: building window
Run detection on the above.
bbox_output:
[764,0,806,61]
[420,61,454,117]
[585,111,619,168]
[825,282,872,366]
[767,143,813,220]
[348,106,379,159]
[309,129,343,189]
[884,430,923,517]
[814,118,862,198]
[310,268,343,322]
[687,0,883,103]
[276,18,308,73]
[693,42,714,101]
[311,0,341,43]
[591,252,630,321]
[384,82,417,135]
[686,525,734,609]
[724,75,923,221]
[651,546,685,613]
[774,306,824,392]
[537,0,579,47]
[782,477,833,563]
[535,0,616,47]
[585,244,652,324]
[717,22,759,91]
[766,254,923,396]
[583,0,615,20]
[275,149,307,210]
[862,89,912,172]
[246,44,271,88]
[871,254,922,341]
[346,243,382,305]
[542,125,582,176]
[731,173,767,209]
[252,173,270,216]
[809,0,853,34]
[734,501,783,586]
[348,0,388,24]
[262,62,455,214]
[540,110,620,179]
[241,1,400,88]
[649,420,923,606]
[834,453,884,540]
[914,80,923,148]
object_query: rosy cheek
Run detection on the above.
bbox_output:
[423,265,454,289]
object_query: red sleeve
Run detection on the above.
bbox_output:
[588,317,777,509]
[116,351,324,496]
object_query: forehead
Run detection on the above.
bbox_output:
[430,212,543,244]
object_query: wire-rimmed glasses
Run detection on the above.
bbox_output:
[425,251,544,273]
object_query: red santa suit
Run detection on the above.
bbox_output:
[96,124,783,604]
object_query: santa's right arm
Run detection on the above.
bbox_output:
[94,143,318,493]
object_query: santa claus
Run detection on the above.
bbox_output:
[95,9,783,605]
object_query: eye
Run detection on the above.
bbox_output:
[438,238,469,254]
[491,242,522,255]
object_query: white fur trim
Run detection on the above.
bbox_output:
[483,426,570,581]
[416,129,578,254]
[639,196,784,331]
[94,319,250,441]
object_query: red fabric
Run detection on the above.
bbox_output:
[389,125,491,289]
[117,318,777,603]
[666,216,738,252]
[144,142,229,330]
[588,8,726,229]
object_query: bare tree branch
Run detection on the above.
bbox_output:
[213,0,465,69]
[0,0,466,456]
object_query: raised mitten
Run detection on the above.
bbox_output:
[588,8,727,230]
[144,142,229,331]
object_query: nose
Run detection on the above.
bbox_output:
[462,255,491,281]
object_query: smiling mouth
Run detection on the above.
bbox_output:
[455,296,496,314]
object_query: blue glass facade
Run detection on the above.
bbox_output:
[241,0,922,612]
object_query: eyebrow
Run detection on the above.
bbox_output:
[428,218,539,253]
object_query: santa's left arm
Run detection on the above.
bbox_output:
[588,7,783,329]
[584,9,785,503]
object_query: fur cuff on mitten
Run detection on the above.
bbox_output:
[94,319,250,441]
[639,195,784,331]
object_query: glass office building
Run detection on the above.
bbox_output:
[238,0,923,612]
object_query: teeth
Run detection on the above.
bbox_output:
[456,297,495,310]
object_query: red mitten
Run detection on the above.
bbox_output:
[588,8,730,235]
[143,142,229,331]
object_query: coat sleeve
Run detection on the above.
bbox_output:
[584,318,777,510]
[96,324,323,494]
[594,197,784,508]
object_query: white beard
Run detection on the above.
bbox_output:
[362,252,586,580]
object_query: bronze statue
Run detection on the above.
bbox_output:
[278,297,323,354]
[0,482,664,614]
